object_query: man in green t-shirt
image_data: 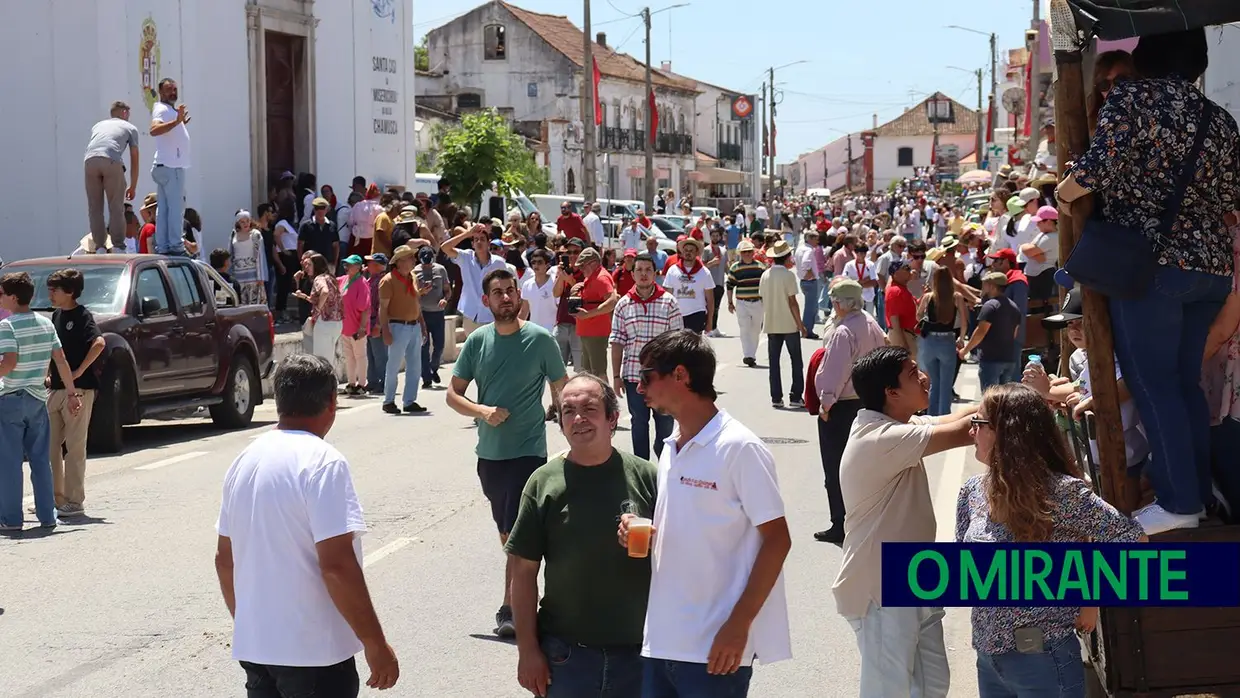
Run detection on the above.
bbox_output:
[505,374,657,698]
[447,267,569,638]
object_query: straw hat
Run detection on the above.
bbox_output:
[389,245,417,265]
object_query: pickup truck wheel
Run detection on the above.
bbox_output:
[87,370,126,454]
[210,356,257,429]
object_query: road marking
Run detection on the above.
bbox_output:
[134,451,210,471]
[363,536,417,567]
[934,447,968,542]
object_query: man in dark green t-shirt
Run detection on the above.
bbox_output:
[447,267,569,639]
[505,374,657,698]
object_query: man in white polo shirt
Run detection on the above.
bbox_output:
[620,329,792,697]
[215,354,398,696]
[832,345,975,698]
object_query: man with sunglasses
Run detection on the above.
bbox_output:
[556,201,589,244]
[619,330,791,697]
[833,346,976,698]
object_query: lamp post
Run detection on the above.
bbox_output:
[766,59,808,200]
[946,25,998,168]
[948,65,985,170]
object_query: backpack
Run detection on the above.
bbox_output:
[804,346,826,415]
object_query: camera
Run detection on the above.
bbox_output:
[567,297,584,313]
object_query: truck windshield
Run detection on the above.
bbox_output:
[17,264,128,315]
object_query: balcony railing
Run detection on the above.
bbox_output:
[596,128,690,155]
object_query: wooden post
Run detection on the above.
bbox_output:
[1053,46,1137,513]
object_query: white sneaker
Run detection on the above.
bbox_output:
[1134,503,1201,535]
[1211,482,1232,521]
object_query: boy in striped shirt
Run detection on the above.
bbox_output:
[0,272,82,532]
[726,239,766,367]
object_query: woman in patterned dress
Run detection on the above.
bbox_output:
[227,210,268,307]
[293,253,343,364]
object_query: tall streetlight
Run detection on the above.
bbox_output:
[641,2,690,212]
[946,24,998,168]
[767,59,808,199]
[948,65,985,169]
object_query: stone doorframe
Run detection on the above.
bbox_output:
[246,1,318,208]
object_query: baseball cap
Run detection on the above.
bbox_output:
[1043,289,1083,329]
[623,248,638,258]
[312,197,330,208]
[342,254,364,266]
[365,253,389,265]
[1032,205,1059,223]
[888,259,910,275]
[577,247,602,264]
[982,271,1010,286]
[828,278,864,301]
[1006,196,1025,217]
[1018,188,1041,205]
[987,248,1018,265]
[565,237,586,248]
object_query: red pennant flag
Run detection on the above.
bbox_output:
[771,120,777,158]
[592,57,603,127]
[762,123,769,158]
[648,89,659,141]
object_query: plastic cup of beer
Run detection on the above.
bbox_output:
[627,517,653,558]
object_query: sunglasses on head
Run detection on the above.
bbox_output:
[970,416,990,428]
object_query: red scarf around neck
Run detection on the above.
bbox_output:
[392,269,416,296]
[627,284,667,306]
[677,255,703,276]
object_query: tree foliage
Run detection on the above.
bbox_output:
[435,109,544,206]
[415,36,429,71]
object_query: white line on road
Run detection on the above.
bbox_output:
[134,451,211,471]
[934,447,968,542]
[363,536,418,567]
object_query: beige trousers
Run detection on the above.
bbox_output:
[85,157,126,251]
[48,388,97,509]
[341,334,368,386]
[886,328,919,362]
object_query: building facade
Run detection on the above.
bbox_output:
[419,1,698,205]
[0,0,416,262]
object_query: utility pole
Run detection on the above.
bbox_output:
[767,67,775,202]
[582,0,597,203]
[845,134,854,192]
[758,83,766,198]
[642,7,654,213]
[989,32,998,169]
[974,68,984,169]
[1027,0,1042,164]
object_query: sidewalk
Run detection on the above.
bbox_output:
[263,315,467,397]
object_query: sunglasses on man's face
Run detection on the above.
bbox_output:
[638,367,661,387]
[910,254,926,260]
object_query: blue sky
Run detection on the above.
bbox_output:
[414,0,1039,161]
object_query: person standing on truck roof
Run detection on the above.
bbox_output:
[83,100,140,252]
[149,78,191,257]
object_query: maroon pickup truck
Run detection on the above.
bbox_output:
[7,255,275,453]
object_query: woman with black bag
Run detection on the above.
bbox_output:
[1057,29,1240,534]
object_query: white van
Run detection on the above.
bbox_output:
[410,172,443,198]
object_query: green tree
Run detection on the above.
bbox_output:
[436,109,542,206]
[415,36,429,71]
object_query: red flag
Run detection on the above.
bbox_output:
[648,89,659,141]
[771,120,777,158]
[762,123,769,157]
[592,57,602,127]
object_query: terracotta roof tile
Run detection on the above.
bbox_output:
[500,2,697,92]
[874,93,979,138]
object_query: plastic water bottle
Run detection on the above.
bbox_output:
[1025,354,1043,372]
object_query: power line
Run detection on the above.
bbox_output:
[604,0,642,18]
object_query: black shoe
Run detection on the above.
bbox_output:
[814,525,845,545]
[432,371,442,385]
[403,402,427,414]
[422,380,433,389]
[806,333,821,341]
[743,357,757,368]
[495,605,516,638]
[382,402,400,414]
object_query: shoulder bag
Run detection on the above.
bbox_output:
[1063,101,1212,299]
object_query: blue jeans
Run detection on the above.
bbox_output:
[540,636,642,698]
[384,322,423,406]
[976,633,1085,698]
[625,380,674,461]
[1111,265,1230,514]
[919,333,958,416]
[978,361,1018,394]
[642,659,753,698]
[875,289,888,331]
[818,275,833,312]
[800,279,819,330]
[366,333,387,393]
[767,332,804,403]
[150,165,186,255]
[0,392,56,527]
[420,310,446,382]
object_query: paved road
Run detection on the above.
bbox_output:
[0,309,986,698]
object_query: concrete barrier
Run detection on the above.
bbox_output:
[262,316,461,398]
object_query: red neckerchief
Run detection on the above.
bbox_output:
[855,259,865,278]
[392,269,416,296]
[677,256,703,276]
[637,215,651,228]
[627,284,667,306]
[1006,268,1029,286]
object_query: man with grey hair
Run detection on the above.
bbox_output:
[812,279,886,545]
[84,100,140,252]
[506,373,657,697]
[215,354,399,696]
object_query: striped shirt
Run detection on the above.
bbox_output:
[727,260,765,301]
[0,312,61,401]
[608,289,684,383]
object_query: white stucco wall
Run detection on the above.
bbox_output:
[794,134,858,194]
[0,0,413,263]
[871,134,975,188]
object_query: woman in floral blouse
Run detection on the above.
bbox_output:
[957,384,1146,698]
[1057,29,1240,534]
[293,252,344,365]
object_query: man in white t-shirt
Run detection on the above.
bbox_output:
[215,354,398,696]
[583,202,606,248]
[663,237,716,334]
[842,243,879,317]
[149,78,191,256]
[518,249,559,331]
[620,330,791,697]
[832,346,975,698]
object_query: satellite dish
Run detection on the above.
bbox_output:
[1002,87,1026,115]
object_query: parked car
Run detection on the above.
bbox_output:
[6,255,276,453]
[690,206,720,220]
[656,214,692,230]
